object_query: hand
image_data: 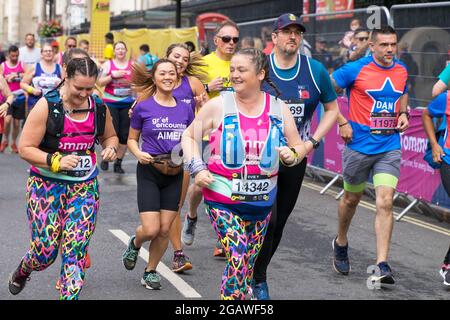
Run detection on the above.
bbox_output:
[59,154,81,171]
[6,73,16,83]
[137,151,153,165]
[277,146,296,165]
[194,170,214,188]
[0,103,8,117]
[208,77,224,92]
[101,146,117,162]
[397,114,409,133]
[339,123,353,143]
[111,70,127,79]
[194,92,208,107]
[33,88,42,96]
[431,144,445,164]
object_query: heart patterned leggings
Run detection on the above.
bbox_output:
[205,205,271,300]
[18,174,99,300]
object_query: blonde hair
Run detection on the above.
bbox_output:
[165,43,208,83]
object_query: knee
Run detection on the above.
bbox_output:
[158,226,171,238]
[376,195,393,213]
[342,193,360,209]
[141,226,159,240]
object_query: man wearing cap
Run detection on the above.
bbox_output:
[253,13,339,300]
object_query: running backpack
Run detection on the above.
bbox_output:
[423,119,446,169]
[39,89,107,153]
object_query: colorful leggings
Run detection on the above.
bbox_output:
[20,175,99,300]
[206,205,271,300]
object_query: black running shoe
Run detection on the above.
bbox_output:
[332,237,351,275]
[372,261,395,286]
[114,161,125,174]
[8,265,31,295]
[100,161,109,171]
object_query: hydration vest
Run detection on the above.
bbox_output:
[39,89,107,153]
[219,92,286,175]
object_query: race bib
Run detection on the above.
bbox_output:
[370,112,398,135]
[231,173,273,202]
[114,88,132,97]
[285,99,305,121]
[62,151,94,177]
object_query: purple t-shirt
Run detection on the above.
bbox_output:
[130,96,194,155]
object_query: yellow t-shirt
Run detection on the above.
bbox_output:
[103,44,114,60]
[201,51,232,99]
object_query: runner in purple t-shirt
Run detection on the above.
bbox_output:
[122,59,194,290]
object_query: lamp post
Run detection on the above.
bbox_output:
[174,0,181,28]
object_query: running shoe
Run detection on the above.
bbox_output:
[122,235,140,270]
[371,261,395,286]
[213,240,226,258]
[114,160,125,174]
[253,281,270,300]
[332,237,351,275]
[440,264,450,286]
[10,143,18,153]
[141,270,162,290]
[8,264,31,295]
[55,279,61,291]
[100,160,109,171]
[181,214,197,246]
[172,250,193,273]
[0,140,8,152]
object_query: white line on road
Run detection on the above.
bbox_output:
[109,229,202,298]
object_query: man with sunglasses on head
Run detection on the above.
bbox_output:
[253,13,339,300]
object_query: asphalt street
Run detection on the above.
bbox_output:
[1,150,449,301]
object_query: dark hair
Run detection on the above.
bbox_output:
[62,48,89,66]
[214,20,240,36]
[105,32,114,41]
[165,43,208,82]
[79,39,89,46]
[8,45,19,53]
[370,25,397,41]
[234,48,280,98]
[65,36,77,45]
[184,41,195,52]
[131,59,178,100]
[140,44,150,52]
[353,28,369,37]
[113,41,127,50]
[66,57,98,79]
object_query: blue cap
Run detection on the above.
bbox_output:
[273,13,306,33]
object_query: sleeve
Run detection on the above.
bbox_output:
[427,92,447,118]
[438,64,450,86]
[130,104,143,130]
[104,45,114,60]
[332,60,360,90]
[315,62,337,103]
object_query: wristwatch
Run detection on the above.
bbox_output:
[309,137,320,149]
[398,111,410,119]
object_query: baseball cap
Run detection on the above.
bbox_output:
[273,13,306,33]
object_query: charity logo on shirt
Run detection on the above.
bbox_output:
[152,116,188,141]
[366,77,403,113]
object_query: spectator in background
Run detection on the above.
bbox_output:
[398,42,418,107]
[19,33,41,68]
[102,32,114,63]
[55,37,77,65]
[262,26,274,55]
[240,36,255,49]
[137,44,159,70]
[340,18,362,49]
[185,41,196,53]
[51,41,60,57]
[313,36,334,72]
[0,44,7,65]
[348,29,370,61]
[79,39,90,54]
[254,37,263,50]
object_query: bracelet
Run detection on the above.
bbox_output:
[188,158,207,177]
[50,152,62,173]
[5,101,11,107]
[27,86,34,94]
[398,111,410,119]
[46,153,53,166]
[339,122,349,128]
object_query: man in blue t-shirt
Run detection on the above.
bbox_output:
[138,44,159,70]
[253,13,339,300]
[330,26,409,287]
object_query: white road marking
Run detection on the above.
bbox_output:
[109,229,202,298]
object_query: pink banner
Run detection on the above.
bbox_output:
[397,109,442,202]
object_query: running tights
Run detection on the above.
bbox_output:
[20,175,99,300]
[253,158,307,284]
[206,205,271,300]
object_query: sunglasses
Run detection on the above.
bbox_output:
[217,36,239,44]
[355,37,369,41]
